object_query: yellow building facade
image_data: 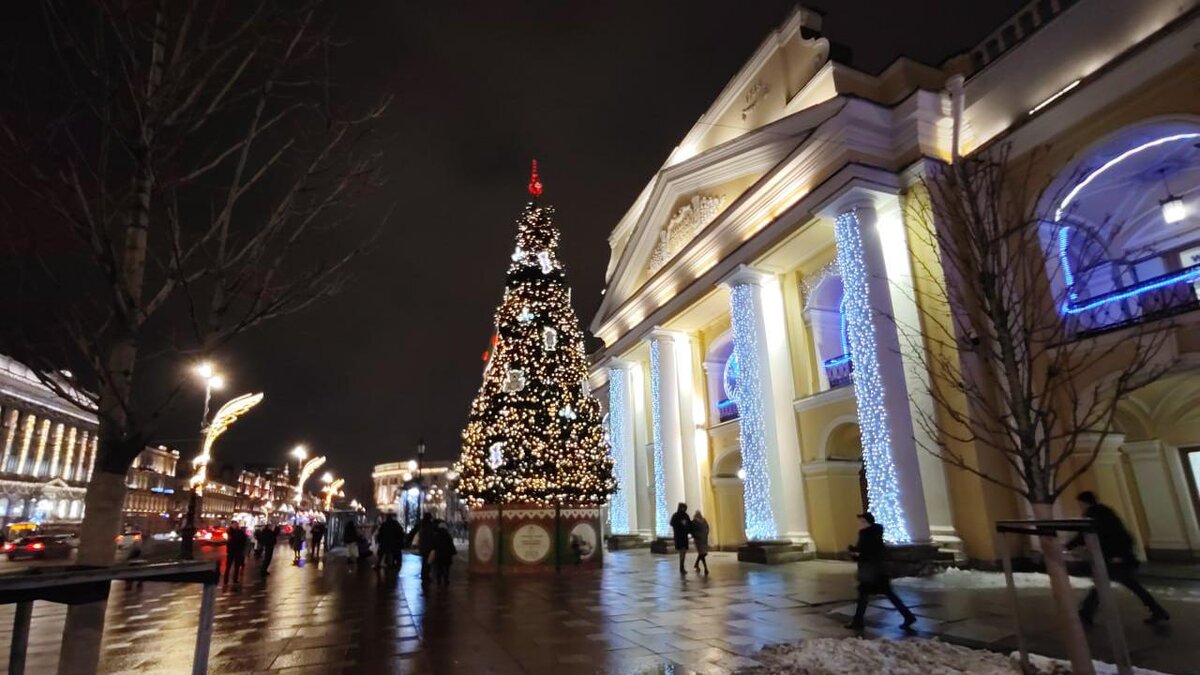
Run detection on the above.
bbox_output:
[588,1,1200,564]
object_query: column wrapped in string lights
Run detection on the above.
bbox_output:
[727,281,778,540]
[648,340,670,538]
[833,209,910,542]
[606,365,632,535]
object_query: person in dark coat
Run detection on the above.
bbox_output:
[310,521,326,561]
[669,502,692,576]
[1068,491,1169,624]
[375,513,404,569]
[343,520,361,566]
[409,513,438,584]
[846,512,916,631]
[224,521,249,585]
[258,525,278,576]
[289,524,305,564]
[691,511,710,575]
[431,521,457,587]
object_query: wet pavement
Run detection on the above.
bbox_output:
[0,547,1195,674]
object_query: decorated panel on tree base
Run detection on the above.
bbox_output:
[468,504,603,575]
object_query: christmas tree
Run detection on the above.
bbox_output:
[458,162,616,507]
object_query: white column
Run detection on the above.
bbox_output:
[831,200,931,544]
[60,427,78,480]
[648,330,687,538]
[0,408,18,471]
[85,435,98,481]
[1126,440,1200,555]
[629,361,655,539]
[606,361,640,535]
[722,266,811,544]
[16,413,37,475]
[48,422,65,478]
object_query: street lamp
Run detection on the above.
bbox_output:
[193,362,225,430]
[291,445,307,461]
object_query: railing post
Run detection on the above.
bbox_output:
[9,601,32,675]
[1084,532,1132,675]
[191,581,217,675]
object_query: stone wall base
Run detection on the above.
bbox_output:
[737,540,814,565]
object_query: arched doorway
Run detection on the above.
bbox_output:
[803,420,866,555]
[712,449,745,549]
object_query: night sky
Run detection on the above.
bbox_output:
[3,1,1025,501]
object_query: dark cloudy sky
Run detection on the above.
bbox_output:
[4,1,1026,501]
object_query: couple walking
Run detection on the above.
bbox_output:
[668,502,710,576]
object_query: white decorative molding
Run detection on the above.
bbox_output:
[647,194,727,276]
[792,384,856,413]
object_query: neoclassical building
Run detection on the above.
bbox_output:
[589,1,1200,563]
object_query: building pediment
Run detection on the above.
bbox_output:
[592,98,847,336]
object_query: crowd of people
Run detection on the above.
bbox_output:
[213,513,460,588]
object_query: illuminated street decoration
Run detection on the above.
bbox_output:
[190,392,264,496]
[295,455,327,504]
[1054,133,1200,315]
[649,340,670,538]
[833,210,910,542]
[727,282,777,540]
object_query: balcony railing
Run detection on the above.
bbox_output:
[1065,264,1200,338]
[716,399,739,423]
[823,355,854,389]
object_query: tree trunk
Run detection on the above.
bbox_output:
[1031,502,1094,675]
[57,469,127,675]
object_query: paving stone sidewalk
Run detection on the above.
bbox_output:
[0,548,1194,674]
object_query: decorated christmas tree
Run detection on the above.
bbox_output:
[458,162,616,507]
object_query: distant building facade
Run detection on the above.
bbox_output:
[372,460,465,528]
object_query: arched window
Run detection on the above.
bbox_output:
[705,332,739,422]
[69,500,81,518]
[807,273,852,388]
[0,498,8,517]
[1042,120,1200,335]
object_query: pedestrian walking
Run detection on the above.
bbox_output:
[1068,490,1169,625]
[691,510,710,575]
[343,520,362,566]
[431,521,457,587]
[259,525,278,576]
[669,502,691,576]
[310,520,326,561]
[289,524,305,564]
[409,513,438,584]
[846,512,916,631]
[375,513,404,569]
[224,521,248,585]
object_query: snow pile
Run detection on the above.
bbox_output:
[745,638,1168,675]
[893,567,1090,590]
[894,567,1200,602]
[746,638,1017,674]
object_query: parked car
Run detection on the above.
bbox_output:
[4,535,74,561]
[114,531,143,560]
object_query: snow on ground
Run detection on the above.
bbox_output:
[745,638,1168,675]
[893,567,1090,590]
[894,567,1200,602]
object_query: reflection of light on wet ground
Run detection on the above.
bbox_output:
[0,548,1195,673]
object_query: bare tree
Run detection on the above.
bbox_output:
[0,2,389,670]
[902,145,1173,673]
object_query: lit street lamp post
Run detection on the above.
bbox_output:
[182,363,224,558]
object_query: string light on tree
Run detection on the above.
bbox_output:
[456,161,616,507]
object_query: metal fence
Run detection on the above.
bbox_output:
[0,560,219,675]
